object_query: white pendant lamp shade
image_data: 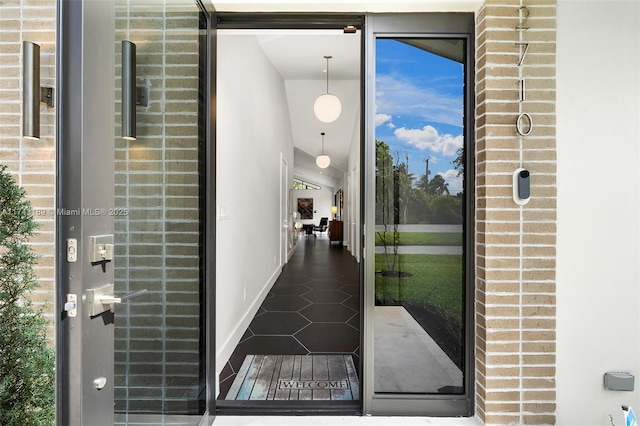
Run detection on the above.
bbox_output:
[314,55,341,123]
[316,154,331,169]
[316,132,331,169]
[314,94,342,123]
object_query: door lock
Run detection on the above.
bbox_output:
[64,294,77,317]
[87,283,148,317]
[66,238,78,262]
[89,235,114,263]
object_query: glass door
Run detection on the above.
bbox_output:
[113,0,207,423]
[363,13,475,416]
[56,0,212,424]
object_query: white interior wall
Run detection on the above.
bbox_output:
[216,33,295,387]
[557,1,640,424]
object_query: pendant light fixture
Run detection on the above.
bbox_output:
[313,55,341,123]
[316,132,331,169]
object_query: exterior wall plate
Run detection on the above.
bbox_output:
[136,86,148,107]
[41,86,54,107]
[604,371,634,391]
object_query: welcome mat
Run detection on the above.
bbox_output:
[225,354,359,401]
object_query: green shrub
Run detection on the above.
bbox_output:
[0,164,55,425]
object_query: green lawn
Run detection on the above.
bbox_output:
[375,253,463,327]
[375,231,462,246]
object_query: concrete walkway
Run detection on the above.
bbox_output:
[374,306,462,393]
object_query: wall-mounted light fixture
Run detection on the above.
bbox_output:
[121,40,149,141]
[121,40,137,141]
[22,41,54,140]
[314,55,341,123]
[316,132,331,169]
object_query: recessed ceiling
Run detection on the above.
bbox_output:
[255,30,360,80]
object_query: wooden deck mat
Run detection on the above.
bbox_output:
[225,355,359,401]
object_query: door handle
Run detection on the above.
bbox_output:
[87,284,148,317]
[100,289,148,304]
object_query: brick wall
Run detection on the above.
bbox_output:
[475,1,557,424]
[113,1,203,414]
[0,0,56,338]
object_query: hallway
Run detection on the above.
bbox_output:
[219,236,360,399]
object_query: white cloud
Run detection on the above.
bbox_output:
[376,74,463,128]
[375,113,392,127]
[394,125,462,156]
[439,169,463,195]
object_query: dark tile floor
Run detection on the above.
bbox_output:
[218,235,360,399]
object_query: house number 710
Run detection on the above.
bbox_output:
[515,6,532,136]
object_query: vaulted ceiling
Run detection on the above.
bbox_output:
[251,30,361,188]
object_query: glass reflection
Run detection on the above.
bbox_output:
[373,38,465,394]
[113,0,206,420]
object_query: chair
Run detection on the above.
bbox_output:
[313,217,328,235]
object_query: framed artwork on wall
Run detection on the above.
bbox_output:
[297,198,313,219]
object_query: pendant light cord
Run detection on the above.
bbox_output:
[324,55,332,94]
[326,57,329,93]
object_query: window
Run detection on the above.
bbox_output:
[293,178,321,190]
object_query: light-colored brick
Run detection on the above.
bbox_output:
[476,0,556,423]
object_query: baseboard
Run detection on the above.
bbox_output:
[215,266,281,396]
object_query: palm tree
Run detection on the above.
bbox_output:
[394,154,416,224]
[426,174,450,196]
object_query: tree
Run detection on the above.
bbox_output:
[416,173,429,194]
[428,194,462,224]
[0,165,55,425]
[426,174,450,196]
[375,140,399,272]
[453,146,464,177]
[394,155,416,225]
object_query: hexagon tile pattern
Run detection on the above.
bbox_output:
[218,237,360,399]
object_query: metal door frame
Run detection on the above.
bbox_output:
[211,11,475,417]
[56,0,116,423]
[214,12,365,416]
[203,3,217,420]
[54,7,475,421]
[362,13,476,417]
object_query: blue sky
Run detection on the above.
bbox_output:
[375,39,464,194]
